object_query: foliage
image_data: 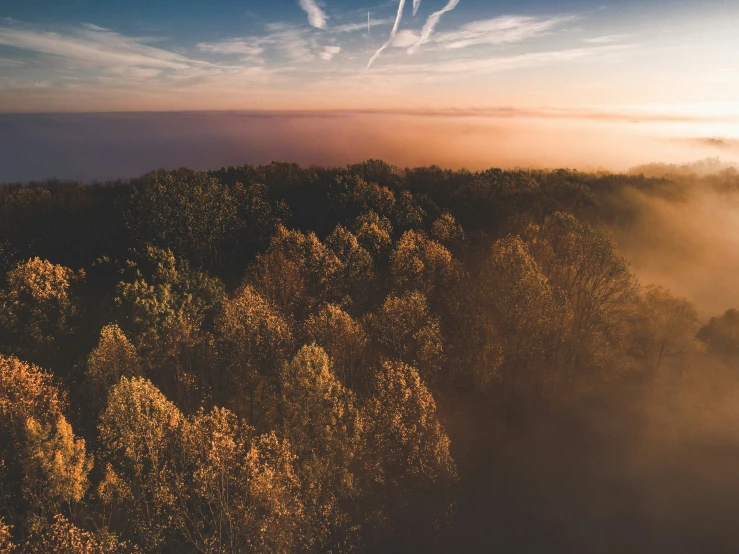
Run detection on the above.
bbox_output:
[1,160,730,551]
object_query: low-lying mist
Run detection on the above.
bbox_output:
[1,110,734,182]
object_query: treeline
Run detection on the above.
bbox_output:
[0,160,738,552]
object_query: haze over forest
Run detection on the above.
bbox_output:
[1,158,739,553]
[2,0,738,551]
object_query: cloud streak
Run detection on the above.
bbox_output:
[298,0,327,29]
[435,15,577,49]
[374,44,635,75]
[0,25,201,71]
[408,0,461,54]
[367,0,406,68]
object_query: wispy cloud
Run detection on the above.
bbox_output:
[0,24,200,71]
[197,39,264,58]
[367,0,406,68]
[408,0,461,54]
[375,44,634,75]
[435,14,577,49]
[0,57,23,67]
[199,24,316,64]
[320,45,341,61]
[583,34,631,44]
[298,0,328,29]
[332,18,393,33]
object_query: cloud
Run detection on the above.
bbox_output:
[320,45,341,61]
[413,0,422,16]
[0,57,23,67]
[298,0,327,29]
[374,44,634,75]
[367,0,406,68]
[265,23,315,62]
[583,34,631,44]
[408,0,460,54]
[332,18,393,33]
[435,14,577,49]
[197,39,264,58]
[0,24,200,70]
[393,29,420,48]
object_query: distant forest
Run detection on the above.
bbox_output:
[1,160,739,553]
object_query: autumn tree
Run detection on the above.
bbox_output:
[23,514,130,554]
[0,356,91,529]
[215,285,294,428]
[630,285,700,375]
[697,308,739,360]
[249,225,341,317]
[364,361,457,544]
[479,236,563,404]
[124,169,237,269]
[305,303,368,390]
[280,345,364,550]
[534,212,639,385]
[86,325,141,404]
[0,258,83,365]
[369,292,444,383]
[171,408,309,553]
[97,377,182,550]
[0,517,13,554]
[390,230,457,300]
[353,211,393,263]
[430,212,467,253]
[324,225,375,310]
[115,246,224,409]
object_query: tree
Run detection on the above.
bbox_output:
[630,285,699,376]
[364,361,457,543]
[353,211,393,263]
[0,258,83,365]
[394,190,427,232]
[215,285,294,428]
[0,517,13,554]
[23,416,92,517]
[0,356,90,527]
[97,377,183,550]
[479,236,563,404]
[172,408,309,553]
[305,303,368,390]
[86,325,141,403]
[124,169,237,269]
[430,213,466,253]
[390,230,456,299]
[24,514,130,554]
[369,292,443,382]
[115,246,224,408]
[534,212,639,385]
[280,345,364,550]
[697,308,739,360]
[324,225,375,310]
[249,225,341,316]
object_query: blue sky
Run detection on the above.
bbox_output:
[0,0,737,114]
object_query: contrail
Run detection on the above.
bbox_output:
[367,0,406,68]
[413,0,422,16]
[408,0,460,54]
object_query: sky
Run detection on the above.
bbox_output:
[0,0,738,178]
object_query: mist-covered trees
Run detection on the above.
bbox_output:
[0,161,727,552]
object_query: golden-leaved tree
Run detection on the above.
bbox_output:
[281,344,365,551]
[0,258,83,365]
[216,284,294,428]
[0,355,91,536]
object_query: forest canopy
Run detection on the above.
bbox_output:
[1,160,738,552]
